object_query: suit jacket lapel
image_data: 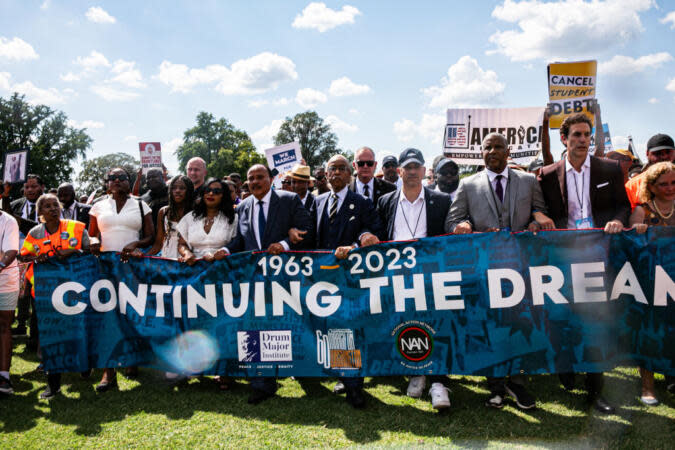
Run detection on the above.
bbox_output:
[246,197,257,248]
[482,172,499,221]
[556,160,566,206]
[316,195,328,238]
[589,156,598,210]
[388,191,400,240]
[507,169,518,227]
[335,191,355,241]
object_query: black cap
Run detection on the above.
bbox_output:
[435,158,458,174]
[399,148,425,167]
[646,134,674,153]
[382,155,398,167]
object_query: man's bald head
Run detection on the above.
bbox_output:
[186,157,207,188]
[57,182,76,208]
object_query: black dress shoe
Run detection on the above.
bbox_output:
[333,381,345,395]
[591,396,615,414]
[40,385,61,400]
[95,378,118,393]
[248,389,275,405]
[345,387,366,409]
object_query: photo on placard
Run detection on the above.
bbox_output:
[2,149,29,183]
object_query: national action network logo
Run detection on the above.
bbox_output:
[392,321,436,369]
[237,330,292,362]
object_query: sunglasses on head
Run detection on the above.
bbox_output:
[204,187,224,195]
[356,161,375,167]
[108,174,129,182]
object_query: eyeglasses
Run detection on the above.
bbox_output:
[204,187,224,195]
[356,161,375,167]
[315,175,326,181]
[108,174,129,182]
[383,163,398,169]
[327,165,350,173]
[281,180,292,185]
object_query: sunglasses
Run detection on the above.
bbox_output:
[204,187,224,195]
[108,174,129,182]
[281,180,292,185]
[315,175,326,181]
[356,161,375,167]
[327,165,350,173]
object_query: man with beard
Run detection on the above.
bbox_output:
[433,158,460,201]
[382,155,403,189]
[140,168,169,228]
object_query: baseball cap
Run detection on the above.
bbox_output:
[646,134,674,153]
[399,148,425,167]
[435,158,458,174]
[382,155,398,167]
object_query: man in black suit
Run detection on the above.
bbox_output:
[223,164,312,404]
[310,154,382,408]
[57,183,92,228]
[349,146,396,204]
[288,164,315,211]
[538,112,631,414]
[376,148,452,410]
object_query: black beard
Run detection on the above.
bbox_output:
[438,179,459,194]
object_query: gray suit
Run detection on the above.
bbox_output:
[444,168,547,233]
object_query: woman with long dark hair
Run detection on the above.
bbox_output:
[176,178,236,265]
[146,175,194,258]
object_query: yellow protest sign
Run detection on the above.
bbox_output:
[547,60,597,129]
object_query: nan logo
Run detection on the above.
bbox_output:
[396,326,433,362]
[237,330,292,362]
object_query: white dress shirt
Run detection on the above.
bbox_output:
[392,188,427,240]
[61,202,76,220]
[565,154,592,229]
[485,167,509,201]
[22,200,37,220]
[355,178,374,201]
[329,185,349,213]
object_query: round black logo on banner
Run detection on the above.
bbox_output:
[396,326,433,362]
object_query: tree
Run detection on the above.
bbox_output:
[77,152,139,196]
[175,112,265,177]
[0,93,92,188]
[274,111,341,169]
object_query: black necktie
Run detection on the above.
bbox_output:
[328,194,338,223]
[257,201,266,247]
[28,202,36,221]
[495,175,504,203]
[363,184,370,199]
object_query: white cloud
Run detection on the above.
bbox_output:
[247,97,290,108]
[295,88,327,108]
[109,59,146,88]
[75,50,110,70]
[328,76,371,96]
[86,6,116,24]
[648,97,659,104]
[667,78,675,92]
[60,72,81,82]
[0,37,39,60]
[488,0,654,61]
[292,2,361,32]
[422,56,505,109]
[162,137,183,175]
[67,119,104,129]
[393,114,445,145]
[325,115,358,132]
[157,52,297,95]
[248,99,268,108]
[124,135,138,142]
[251,119,284,150]
[599,52,672,74]
[91,85,140,101]
[273,97,290,106]
[0,72,66,105]
[41,0,51,9]
[661,11,675,29]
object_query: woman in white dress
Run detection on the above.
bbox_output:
[146,175,194,259]
[88,167,155,392]
[176,178,237,265]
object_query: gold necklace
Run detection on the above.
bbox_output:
[652,199,674,219]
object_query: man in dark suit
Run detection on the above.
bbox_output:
[57,183,91,228]
[222,164,311,405]
[377,148,452,410]
[538,113,630,414]
[349,146,396,204]
[288,164,315,211]
[445,132,555,411]
[310,154,382,408]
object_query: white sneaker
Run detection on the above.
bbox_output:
[429,382,450,409]
[407,375,426,398]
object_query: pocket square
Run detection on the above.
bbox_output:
[349,216,356,221]
[596,182,609,188]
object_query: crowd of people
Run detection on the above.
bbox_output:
[0,112,673,414]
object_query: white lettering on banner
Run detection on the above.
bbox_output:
[488,269,526,309]
[254,282,266,316]
[431,272,464,310]
[223,283,249,317]
[187,284,217,318]
[119,282,148,316]
[90,279,117,312]
[150,285,172,317]
[654,265,675,306]
[359,276,389,314]
[529,266,568,305]
[172,285,182,318]
[305,282,341,317]
[52,282,87,315]
[571,262,607,303]
[272,281,302,316]
[610,262,647,304]
[392,274,427,312]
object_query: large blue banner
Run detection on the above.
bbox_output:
[34,229,675,377]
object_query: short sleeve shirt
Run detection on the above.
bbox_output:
[90,196,151,252]
[0,211,20,293]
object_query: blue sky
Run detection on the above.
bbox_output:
[1,0,674,179]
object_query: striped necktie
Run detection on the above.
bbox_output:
[328,194,338,223]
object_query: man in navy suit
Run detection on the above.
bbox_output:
[377,148,453,410]
[223,164,312,404]
[310,155,382,407]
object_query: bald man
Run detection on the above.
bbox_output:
[186,157,207,199]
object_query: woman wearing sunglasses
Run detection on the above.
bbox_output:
[19,193,91,399]
[88,167,155,392]
[146,175,194,259]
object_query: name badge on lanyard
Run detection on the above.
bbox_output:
[572,170,593,229]
[575,217,594,229]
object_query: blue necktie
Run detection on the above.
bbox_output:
[257,200,266,249]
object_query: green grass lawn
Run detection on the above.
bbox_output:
[1,338,673,449]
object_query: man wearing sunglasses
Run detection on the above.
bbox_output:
[434,158,460,201]
[349,147,396,204]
